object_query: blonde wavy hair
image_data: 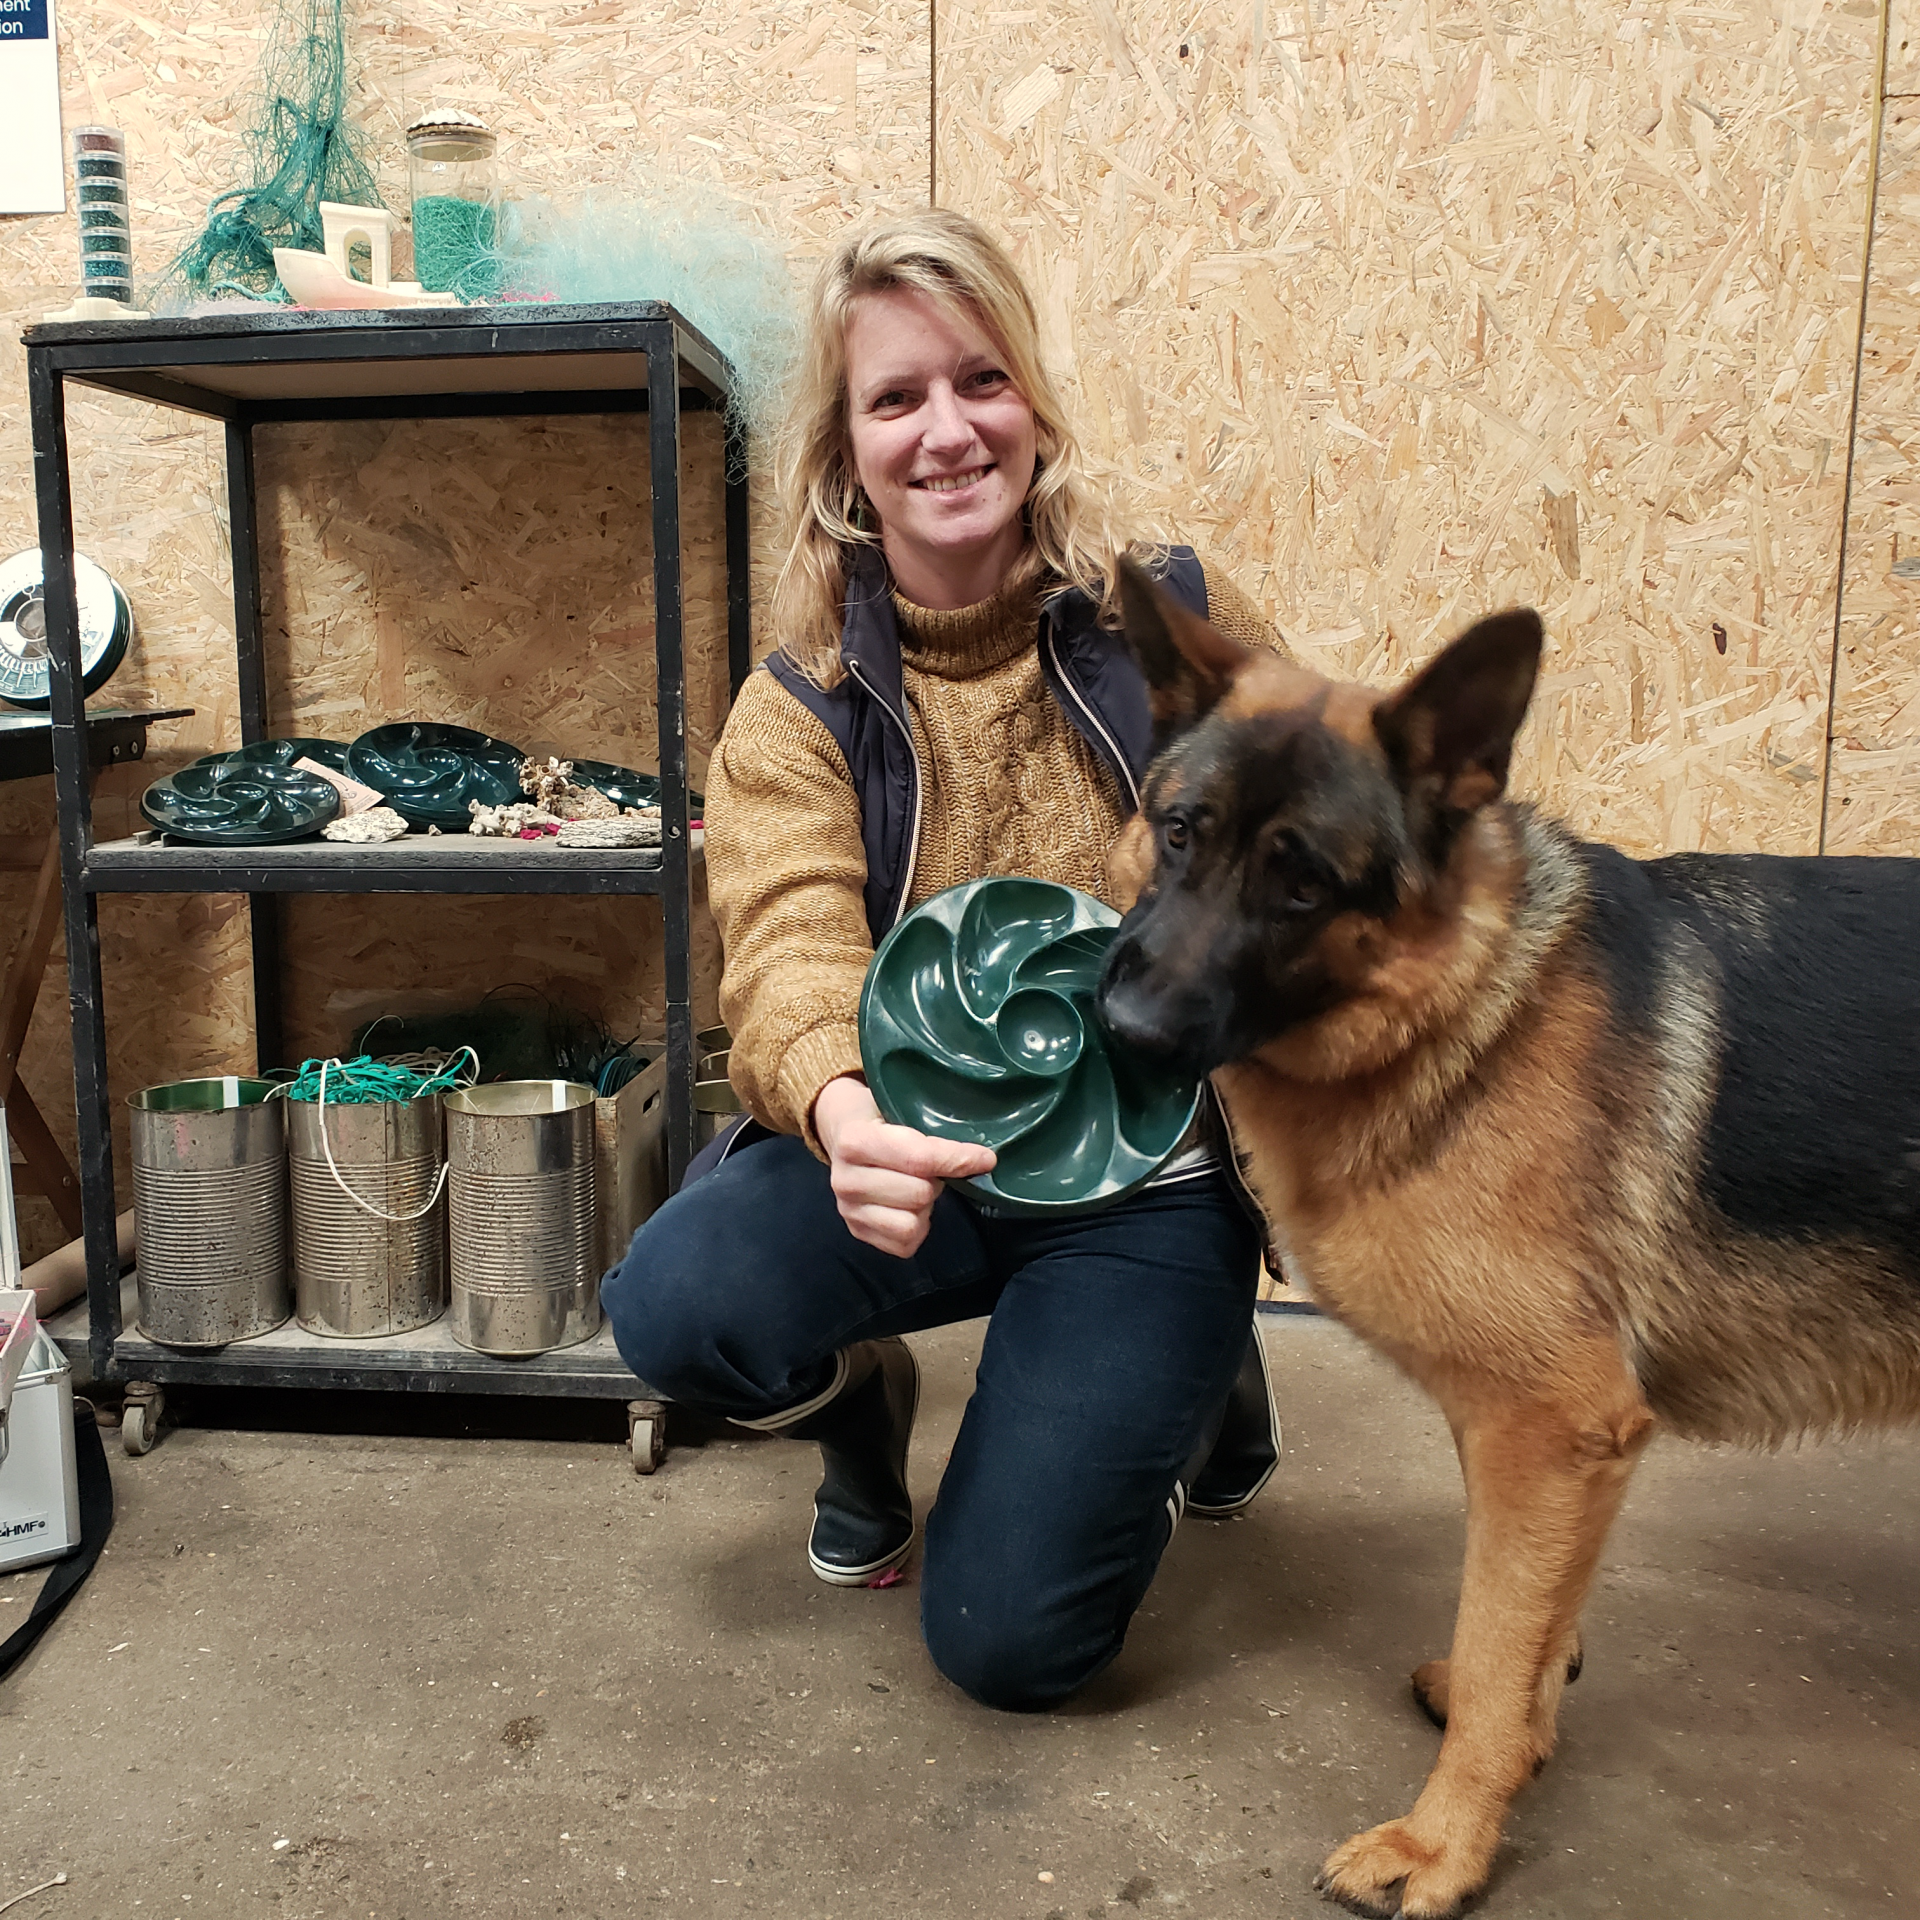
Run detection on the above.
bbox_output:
[769,208,1138,685]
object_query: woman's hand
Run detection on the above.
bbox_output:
[813,1074,996,1258]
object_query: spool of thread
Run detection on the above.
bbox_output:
[0,548,133,711]
[72,126,133,305]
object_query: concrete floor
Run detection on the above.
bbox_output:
[0,1315,1914,1920]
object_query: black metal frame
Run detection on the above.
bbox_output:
[22,301,747,1396]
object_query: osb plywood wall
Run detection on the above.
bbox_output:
[1827,1,1920,849]
[0,0,1912,1262]
[937,0,1882,857]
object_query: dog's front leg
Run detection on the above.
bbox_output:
[1316,1362,1654,1919]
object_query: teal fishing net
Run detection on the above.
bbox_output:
[279,1050,478,1104]
[350,988,653,1091]
[482,173,800,440]
[154,0,385,305]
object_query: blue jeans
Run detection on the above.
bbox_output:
[600,1133,1262,1710]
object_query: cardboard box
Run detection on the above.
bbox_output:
[593,1052,668,1277]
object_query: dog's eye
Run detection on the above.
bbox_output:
[1270,835,1327,913]
[1161,817,1189,853]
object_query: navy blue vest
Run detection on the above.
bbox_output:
[764,546,1209,945]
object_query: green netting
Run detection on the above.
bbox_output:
[349,988,652,1092]
[153,0,385,305]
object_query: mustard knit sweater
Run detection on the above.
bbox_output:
[704,568,1289,1154]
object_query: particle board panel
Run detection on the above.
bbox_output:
[1822,96,1920,852]
[935,0,1880,858]
[1889,0,1920,95]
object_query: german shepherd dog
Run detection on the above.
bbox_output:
[1097,561,1920,1918]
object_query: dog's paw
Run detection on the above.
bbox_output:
[1411,1659,1450,1729]
[1316,1820,1488,1920]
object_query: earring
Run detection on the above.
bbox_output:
[850,487,876,535]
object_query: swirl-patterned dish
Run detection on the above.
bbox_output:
[139,761,341,845]
[859,878,1201,1215]
[189,737,354,777]
[567,759,705,817]
[347,723,526,831]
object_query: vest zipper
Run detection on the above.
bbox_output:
[1045,628,1141,812]
[846,658,925,928]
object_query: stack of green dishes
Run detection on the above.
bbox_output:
[348,722,525,830]
[859,878,1201,1216]
[192,737,353,776]
[566,759,658,811]
[140,761,341,845]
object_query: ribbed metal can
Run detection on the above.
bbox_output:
[288,1095,447,1338]
[129,1077,287,1347]
[444,1081,598,1356]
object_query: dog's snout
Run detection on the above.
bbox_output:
[1097,934,1198,1065]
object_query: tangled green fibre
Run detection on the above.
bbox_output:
[279,1049,478,1105]
[154,0,386,305]
[479,172,800,442]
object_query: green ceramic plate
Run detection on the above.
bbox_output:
[140,761,341,845]
[567,759,703,816]
[859,878,1201,1216]
[190,737,353,776]
[566,758,659,811]
[348,722,525,831]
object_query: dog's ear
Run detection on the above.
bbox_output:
[1372,609,1542,854]
[1118,556,1250,747]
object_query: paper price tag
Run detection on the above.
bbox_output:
[294,757,385,815]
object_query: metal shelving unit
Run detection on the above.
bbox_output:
[22,302,746,1443]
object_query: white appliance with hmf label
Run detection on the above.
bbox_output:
[1,1102,82,1571]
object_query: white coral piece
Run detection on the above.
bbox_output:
[321,806,409,844]
[468,798,562,837]
[518,755,576,809]
[552,783,619,820]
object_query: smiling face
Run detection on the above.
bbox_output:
[843,286,1039,609]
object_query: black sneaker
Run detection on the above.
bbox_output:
[1187,1326,1280,1517]
[786,1337,920,1585]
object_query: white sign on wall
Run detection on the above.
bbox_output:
[0,0,65,216]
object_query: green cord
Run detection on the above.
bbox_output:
[281,1047,479,1104]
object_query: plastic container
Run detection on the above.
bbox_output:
[129,1077,288,1347]
[406,109,500,299]
[859,878,1201,1215]
[72,126,133,305]
[289,1095,448,1338]
[0,1327,80,1573]
[0,1288,35,1472]
[444,1081,598,1356]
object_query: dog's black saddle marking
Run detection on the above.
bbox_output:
[1580,845,1920,1278]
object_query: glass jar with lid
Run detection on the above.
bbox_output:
[406,109,501,299]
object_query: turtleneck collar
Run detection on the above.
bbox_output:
[892,579,1041,680]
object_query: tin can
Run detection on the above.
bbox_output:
[444,1081,597,1356]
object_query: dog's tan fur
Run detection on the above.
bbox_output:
[1104,607,1920,1917]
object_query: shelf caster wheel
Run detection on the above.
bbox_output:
[122,1383,164,1457]
[627,1399,667,1475]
